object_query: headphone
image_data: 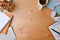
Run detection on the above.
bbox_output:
[51,3,60,21]
[53,3,60,10]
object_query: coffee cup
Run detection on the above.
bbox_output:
[38,0,48,10]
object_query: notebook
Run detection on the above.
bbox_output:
[49,21,60,40]
[0,26,16,40]
[0,11,11,31]
[0,13,13,34]
[7,26,16,39]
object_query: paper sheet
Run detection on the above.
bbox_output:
[0,11,10,31]
[0,13,13,34]
[0,26,16,40]
[49,21,60,40]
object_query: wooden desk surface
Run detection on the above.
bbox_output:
[11,0,55,40]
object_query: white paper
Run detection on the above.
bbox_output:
[49,21,60,40]
[0,11,10,31]
[0,26,16,40]
[6,26,16,39]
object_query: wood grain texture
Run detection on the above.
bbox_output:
[10,0,55,40]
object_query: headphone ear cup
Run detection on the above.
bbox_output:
[51,10,56,18]
[53,3,60,15]
[53,16,60,22]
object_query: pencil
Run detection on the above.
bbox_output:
[51,28,60,35]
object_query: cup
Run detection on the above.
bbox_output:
[38,0,48,10]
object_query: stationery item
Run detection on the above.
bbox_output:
[0,22,11,34]
[7,26,16,39]
[38,0,48,10]
[0,13,13,34]
[49,21,60,40]
[51,28,60,35]
[0,11,11,31]
[0,26,16,40]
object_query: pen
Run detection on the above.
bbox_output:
[51,28,60,35]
